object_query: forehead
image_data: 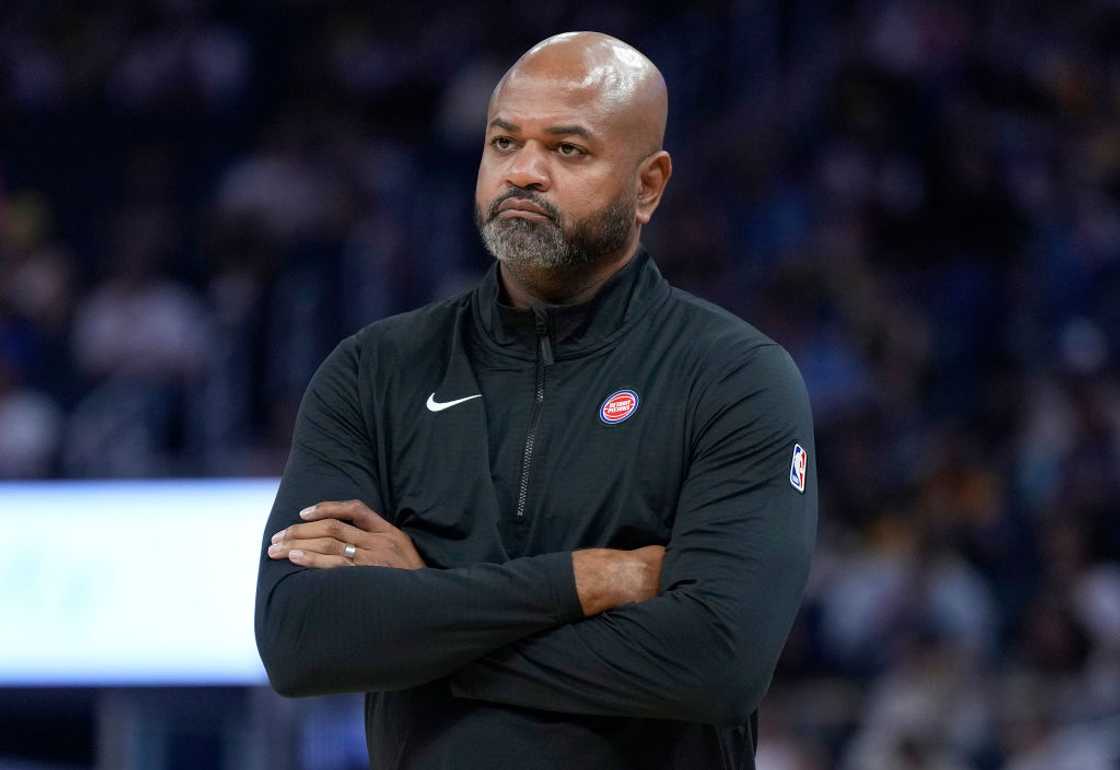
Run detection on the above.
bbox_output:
[488,72,618,133]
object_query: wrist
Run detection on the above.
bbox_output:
[571,549,620,617]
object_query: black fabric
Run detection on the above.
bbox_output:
[255,248,818,769]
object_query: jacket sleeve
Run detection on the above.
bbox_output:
[254,336,584,697]
[448,344,817,726]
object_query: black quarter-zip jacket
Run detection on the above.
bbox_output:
[255,249,817,770]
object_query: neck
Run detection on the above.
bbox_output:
[499,236,640,309]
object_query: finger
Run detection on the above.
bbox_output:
[273,518,367,545]
[299,500,393,533]
[277,538,406,568]
[268,537,349,560]
[287,549,354,570]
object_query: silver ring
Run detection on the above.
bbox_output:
[343,543,357,559]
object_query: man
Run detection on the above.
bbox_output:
[256,31,816,770]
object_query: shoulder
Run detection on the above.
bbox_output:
[657,287,812,437]
[345,287,474,363]
[308,288,472,397]
[664,286,799,383]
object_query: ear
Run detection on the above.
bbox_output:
[635,150,672,225]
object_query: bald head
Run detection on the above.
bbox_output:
[475,32,673,303]
[490,32,668,158]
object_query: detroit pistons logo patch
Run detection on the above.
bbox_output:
[790,443,808,493]
[600,389,639,425]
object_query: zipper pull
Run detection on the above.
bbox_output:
[533,310,554,366]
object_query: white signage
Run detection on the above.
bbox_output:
[0,479,278,685]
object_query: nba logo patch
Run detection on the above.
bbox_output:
[789,444,807,493]
[600,389,639,425]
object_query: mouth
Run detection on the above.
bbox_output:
[494,198,553,222]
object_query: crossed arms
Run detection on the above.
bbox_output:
[254,338,816,727]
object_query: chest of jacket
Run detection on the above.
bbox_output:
[371,329,690,567]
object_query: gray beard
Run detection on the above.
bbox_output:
[479,215,580,271]
[475,194,634,273]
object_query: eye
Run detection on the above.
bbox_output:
[490,136,515,152]
[556,143,585,157]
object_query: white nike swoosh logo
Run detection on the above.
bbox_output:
[426,392,482,412]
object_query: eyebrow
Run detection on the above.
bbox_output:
[546,125,593,140]
[487,118,594,140]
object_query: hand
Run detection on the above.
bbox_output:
[268,499,426,570]
[572,545,665,617]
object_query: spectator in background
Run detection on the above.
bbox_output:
[0,348,62,478]
[0,190,70,477]
[65,204,208,476]
[71,205,205,381]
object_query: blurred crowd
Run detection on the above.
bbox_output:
[2,0,1119,768]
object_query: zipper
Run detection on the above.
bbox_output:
[514,310,553,519]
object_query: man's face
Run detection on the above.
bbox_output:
[474,73,638,272]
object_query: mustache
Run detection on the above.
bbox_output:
[487,189,560,223]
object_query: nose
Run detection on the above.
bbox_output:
[505,143,550,192]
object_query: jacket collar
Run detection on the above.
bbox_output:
[472,247,671,361]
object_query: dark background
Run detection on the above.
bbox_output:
[1,1,1119,768]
